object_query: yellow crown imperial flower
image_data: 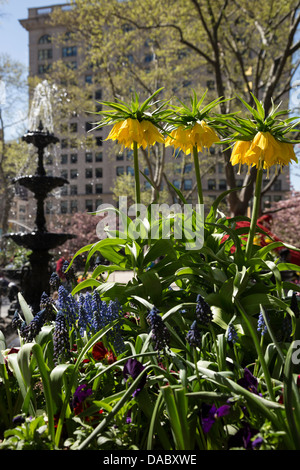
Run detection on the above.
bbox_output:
[230,131,297,174]
[106,117,164,150]
[189,120,220,151]
[165,120,219,155]
[165,126,193,155]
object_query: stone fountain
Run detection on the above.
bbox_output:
[5,120,76,313]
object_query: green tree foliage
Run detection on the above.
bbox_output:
[0,54,29,262]
[50,0,300,215]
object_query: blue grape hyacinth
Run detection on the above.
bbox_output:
[53,310,70,364]
[186,320,202,348]
[257,311,268,336]
[147,306,170,355]
[227,324,238,344]
[57,285,78,328]
[195,294,213,326]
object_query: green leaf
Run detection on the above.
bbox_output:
[71,278,101,295]
[17,293,34,324]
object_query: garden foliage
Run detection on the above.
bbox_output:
[1,90,300,450]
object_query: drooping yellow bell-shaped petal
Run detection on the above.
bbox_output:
[230,140,252,167]
[106,118,164,150]
[165,126,194,155]
[140,120,165,149]
[165,121,219,155]
[189,121,220,151]
[230,131,297,172]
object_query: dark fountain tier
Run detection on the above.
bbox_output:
[5,121,76,312]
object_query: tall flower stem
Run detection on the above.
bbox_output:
[245,165,263,260]
[133,141,141,206]
[192,145,204,205]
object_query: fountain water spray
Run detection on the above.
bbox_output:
[4,82,76,312]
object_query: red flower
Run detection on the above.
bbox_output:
[92,341,109,360]
[106,351,117,364]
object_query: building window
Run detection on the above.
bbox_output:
[96,168,103,178]
[184,163,192,173]
[273,179,282,191]
[85,122,93,132]
[38,49,52,61]
[95,89,102,100]
[126,150,133,160]
[60,200,68,214]
[85,184,93,194]
[183,179,192,190]
[45,155,53,165]
[61,170,68,179]
[62,46,77,57]
[85,152,93,163]
[70,153,77,164]
[116,153,124,161]
[70,185,77,195]
[45,201,53,214]
[70,122,77,133]
[61,186,68,196]
[208,179,216,190]
[96,136,103,146]
[219,179,227,190]
[61,139,68,148]
[38,34,51,44]
[173,180,180,189]
[116,166,124,176]
[38,64,52,74]
[85,75,93,84]
[95,152,103,162]
[70,169,78,179]
[61,154,68,164]
[85,168,93,178]
[70,200,78,213]
[67,61,77,70]
[127,166,134,176]
[95,183,103,194]
[144,53,153,63]
[85,199,93,212]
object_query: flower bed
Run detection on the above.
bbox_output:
[1,90,300,451]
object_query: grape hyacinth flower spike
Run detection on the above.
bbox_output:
[147,306,170,356]
[186,320,202,348]
[195,294,213,326]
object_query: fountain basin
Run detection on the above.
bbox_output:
[7,231,76,252]
[14,175,69,196]
[22,129,59,149]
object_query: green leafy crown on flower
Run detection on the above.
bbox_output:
[92,87,173,133]
[224,93,300,144]
[164,89,229,131]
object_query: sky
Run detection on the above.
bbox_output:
[0,0,68,66]
[0,0,300,190]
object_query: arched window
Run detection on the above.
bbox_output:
[38,34,51,44]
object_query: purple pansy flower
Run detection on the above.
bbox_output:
[237,368,259,395]
[72,383,93,409]
[201,403,231,433]
[123,358,146,397]
[228,422,263,450]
